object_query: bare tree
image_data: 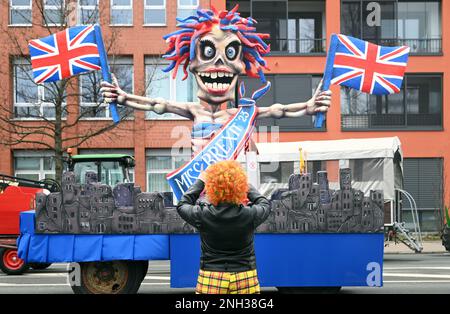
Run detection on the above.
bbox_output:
[0,0,132,182]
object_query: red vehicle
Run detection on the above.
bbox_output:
[0,174,58,275]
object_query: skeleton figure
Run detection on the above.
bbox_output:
[101,6,331,154]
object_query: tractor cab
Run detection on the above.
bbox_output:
[67,154,135,186]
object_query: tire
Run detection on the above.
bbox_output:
[277,286,342,294]
[0,248,29,275]
[70,260,143,294]
[29,263,52,270]
[138,260,149,282]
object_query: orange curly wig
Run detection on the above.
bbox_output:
[204,160,248,206]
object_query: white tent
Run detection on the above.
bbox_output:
[253,137,403,163]
[239,137,403,223]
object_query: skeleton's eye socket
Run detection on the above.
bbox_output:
[225,41,240,61]
[201,41,216,60]
[226,47,236,60]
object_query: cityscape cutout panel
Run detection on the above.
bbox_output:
[35,168,384,234]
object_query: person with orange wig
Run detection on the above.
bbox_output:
[177,160,271,294]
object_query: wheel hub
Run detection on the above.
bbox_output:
[3,249,25,270]
[82,261,129,294]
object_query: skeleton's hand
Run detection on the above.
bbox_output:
[306,80,332,115]
[100,74,127,105]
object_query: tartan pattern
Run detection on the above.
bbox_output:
[195,269,261,294]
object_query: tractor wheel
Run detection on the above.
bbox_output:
[70,260,142,294]
[29,263,52,270]
[0,248,29,275]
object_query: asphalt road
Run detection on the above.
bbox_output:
[1,253,449,294]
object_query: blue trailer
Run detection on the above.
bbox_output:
[18,210,384,294]
[16,142,398,294]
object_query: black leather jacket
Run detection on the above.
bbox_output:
[176,179,271,272]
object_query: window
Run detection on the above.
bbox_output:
[240,74,322,131]
[341,0,442,54]
[177,0,198,19]
[10,0,32,25]
[13,58,67,119]
[80,57,134,119]
[349,158,383,182]
[145,58,198,120]
[398,1,441,53]
[78,149,135,184]
[111,0,133,25]
[227,0,326,54]
[78,0,99,24]
[14,151,56,181]
[146,149,191,192]
[341,74,442,130]
[144,0,166,25]
[44,0,65,26]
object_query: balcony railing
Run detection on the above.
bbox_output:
[365,38,442,54]
[341,113,442,130]
[268,38,326,54]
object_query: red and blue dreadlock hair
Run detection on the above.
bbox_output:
[162,5,270,84]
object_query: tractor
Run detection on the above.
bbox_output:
[0,152,136,275]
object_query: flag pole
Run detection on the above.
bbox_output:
[314,33,339,128]
[94,24,120,124]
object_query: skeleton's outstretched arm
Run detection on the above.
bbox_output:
[257,80,332,119]
[100,75,195,119]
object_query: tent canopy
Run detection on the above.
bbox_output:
[237,137,403,206]
[252,137,403,162]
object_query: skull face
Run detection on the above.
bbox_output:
[189,26,244,105]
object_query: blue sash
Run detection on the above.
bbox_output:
[166,81,271,201]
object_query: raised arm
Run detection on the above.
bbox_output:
[176,178,206,229]
[247,184,272,229]
[100,74,196,119]
[257,80,332,119]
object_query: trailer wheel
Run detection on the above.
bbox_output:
[277,286,342,294]
[70,260,142,294]
[29,263,52,270]
[0,248,29,275]
[138,260,149,282]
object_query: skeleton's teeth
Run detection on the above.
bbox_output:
[223,83,230,89]
[213,82,218,89]
[206,83,213,89]
[199,72,234,78]
[218,83,223,90]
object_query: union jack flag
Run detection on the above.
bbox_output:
[29,25,101,84]
[327,34,410,95]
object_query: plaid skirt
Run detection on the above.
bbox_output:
[195,269,261,294]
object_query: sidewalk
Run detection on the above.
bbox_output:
[384,240,447,254]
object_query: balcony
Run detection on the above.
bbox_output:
[366,38,442,55]
[269,38,326,55]
[341,113,442,130]
[341,74,443,131]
